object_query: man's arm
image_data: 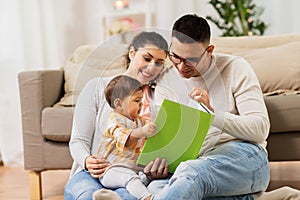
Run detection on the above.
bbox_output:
[213,58,270,143]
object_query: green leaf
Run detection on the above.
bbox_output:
[206,0,268,36]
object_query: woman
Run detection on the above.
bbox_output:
[64,31,169,200]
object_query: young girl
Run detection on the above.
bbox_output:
[97,75,155,200]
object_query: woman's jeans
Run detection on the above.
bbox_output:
[150,141,270,200]
[64,170,135,200]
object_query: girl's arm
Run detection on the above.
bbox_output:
[111,120,156,149]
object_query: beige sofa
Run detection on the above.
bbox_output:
[18,33,300,199]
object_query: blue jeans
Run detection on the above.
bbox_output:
[64,170,135,200]
[150,141,270,200]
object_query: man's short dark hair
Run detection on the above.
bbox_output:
[105,75,143,108]
[172,14,211,44]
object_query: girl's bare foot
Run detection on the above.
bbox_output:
[93,189,122,200]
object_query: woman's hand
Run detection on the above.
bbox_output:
[189,87,214,112]
[143,158,168,180]
[85,155,110,178]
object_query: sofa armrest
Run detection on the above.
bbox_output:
[18,69,64,170]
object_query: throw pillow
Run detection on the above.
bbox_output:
[55,44,128,107]
[214,41,300,94]
[212,33,300,49]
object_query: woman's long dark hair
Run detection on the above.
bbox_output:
[124,31,168,68]
[124,31,168,91]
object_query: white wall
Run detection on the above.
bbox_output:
[259,0,300,35]
[154,0,300,36]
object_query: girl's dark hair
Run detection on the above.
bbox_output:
[105,75,143,109]
[125,31,168,68]
[172,14,211,44]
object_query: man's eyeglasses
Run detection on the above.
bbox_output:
[168,44,208,68]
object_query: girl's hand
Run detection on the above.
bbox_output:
[189,87,214,112]
[142,122,157,137]
[85,155,110,178]
[130,122,156,139]
[144,158,168,180]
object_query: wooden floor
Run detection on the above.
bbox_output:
[0,162,299,200]
[0,167,70,200]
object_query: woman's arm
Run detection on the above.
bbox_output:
[69,78,110,176]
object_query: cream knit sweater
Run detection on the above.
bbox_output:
[154,53,270,156]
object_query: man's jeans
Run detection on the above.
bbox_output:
[149,141,270,200]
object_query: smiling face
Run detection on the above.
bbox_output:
[125,44,167,85]
[169,37,213,79]
[118,90,144,120]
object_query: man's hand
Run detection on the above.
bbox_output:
[144,158,168,180]
[189,87,214,112]
[85,155,110,178]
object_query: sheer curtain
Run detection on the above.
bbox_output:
[0,0,27,167]
[0,0,101,167]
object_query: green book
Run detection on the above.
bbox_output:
[137,99,214,173]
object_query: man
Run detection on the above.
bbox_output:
[150,14,300,200]
[93,14,300,200]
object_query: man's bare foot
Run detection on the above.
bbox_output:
[255,186,300,200]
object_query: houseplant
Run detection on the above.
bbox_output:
[206,0,267,36]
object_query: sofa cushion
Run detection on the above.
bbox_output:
[42,107,74,142]
[212,33,300,49]
[264,94,300,133]
[213,40,300,94]
[238,42,300,94]
[56,45,97,107]
[55,44,128,107]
